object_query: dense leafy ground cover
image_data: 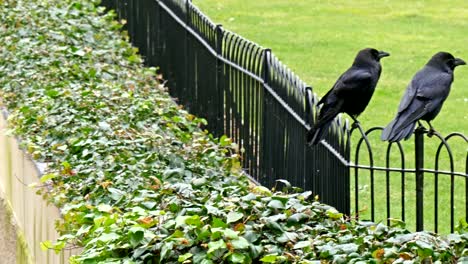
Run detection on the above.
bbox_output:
[0,0,467,263]
[193,0,468,233]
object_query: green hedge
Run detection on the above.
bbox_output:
[0,0,467,263]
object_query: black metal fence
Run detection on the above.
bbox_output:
[349,125,467,233]
[100,0,467,233]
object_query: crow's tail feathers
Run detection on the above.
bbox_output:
[381,118,396,141]
[393,122,416,141]
[381,117,416,142]
[307,103,341,146]
[307,122,332,146]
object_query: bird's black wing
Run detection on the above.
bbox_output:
[317,68,372,106]
[396,69,452,114]
[395,77,418,114]
[334,68,373,95]
[382,69,452,141]
[381,70,427,141]
[393,95,448,134]
[391,97,430,133]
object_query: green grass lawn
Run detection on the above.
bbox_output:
[193,0,468,133]
[193,0,468,233]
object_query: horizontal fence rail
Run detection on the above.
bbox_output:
[100,0,467,232]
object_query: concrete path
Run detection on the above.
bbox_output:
[0,196,17,264]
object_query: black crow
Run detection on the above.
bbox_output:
[307,48,390,145]
[381,52,465,142]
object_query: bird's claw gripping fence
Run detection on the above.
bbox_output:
[101,0,467,233]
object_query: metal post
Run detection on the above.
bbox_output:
[260,49,271,182]
[184,0,190,109]
[155,0,161,64]
[304,87,313,126]
[341,137,351,216]
[215,24,224,136]
[342,121,351,216]
[262,49,271,85]
[415,125,425,231]
[466,157,468,225]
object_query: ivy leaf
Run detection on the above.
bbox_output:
[259,254,278,263]
[178,253,193,262]
[288,213,308,224]
[40,240,53,251]
[160,242,174,262]
[389,218,406,229]
[337,243,359,254]
[205,204,223,216]
[219,135,231,146]
[276,231,298,243]
[96,232,119,243]
[73,49,86,57]
[127,54,140,63]
[207,239,226,254]
[211,217,228,228]
[319,244,337,258]
[97,204,113,213]
[128,227,144,247]
[326,208,343,220]
[251,186,272,196]
[45,89,60,98]
[293,240,311,249]
[98,121,111,131]
[175,215,202,228]
[141,201,157,209]
[231,237,250,249]
[244,231,261,243]
[226,211,243,224]
[298,191,312,200]
[222,228,239,239]
[108,187,125,201]
[76,225,92,237]
[229,253,246,263]
[40,173,57,183]
[267,200,285,210]
[185,215,202,227]
[40,240,66,254]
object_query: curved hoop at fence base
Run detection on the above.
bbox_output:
[348,124,467,232]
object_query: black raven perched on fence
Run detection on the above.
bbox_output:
[381,52,465,142]
[307,48,390,146]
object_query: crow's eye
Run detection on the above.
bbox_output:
[447,59,455,67]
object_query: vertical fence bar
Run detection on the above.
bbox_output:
[415,126,425,231]
[434,167,439,232]
[261,49,271,182]
[386,145,391,226]
[184,0,191,110]
[450,170,455,233]
[255,51,264,182]
[340,125,350,215]
[215,24,224,136]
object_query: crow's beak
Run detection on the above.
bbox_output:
[378,51,390,59]
[454,58,466,66]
